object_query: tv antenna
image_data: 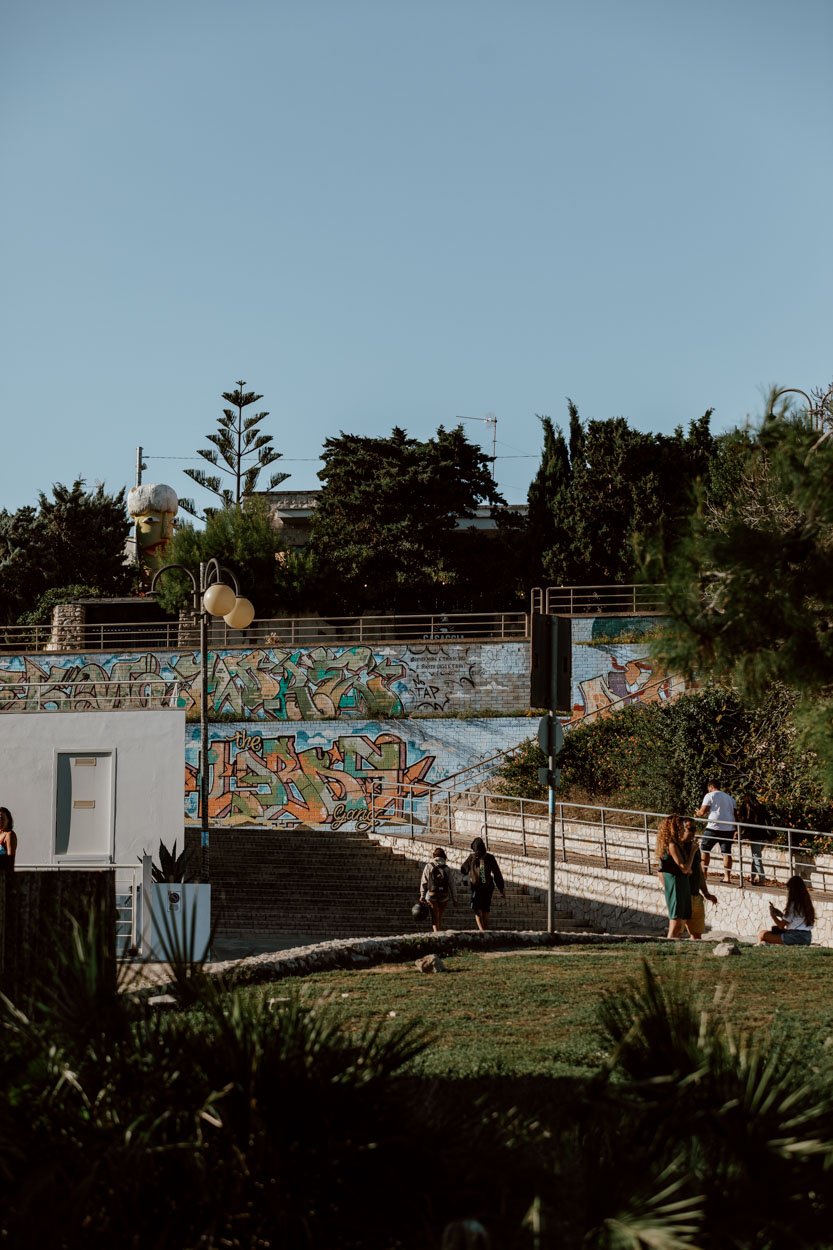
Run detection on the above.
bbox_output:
[456,413,498,478]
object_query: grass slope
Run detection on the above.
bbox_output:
[245,942,833,1079]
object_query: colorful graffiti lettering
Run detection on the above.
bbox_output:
[189,730,435,828]
[572,657,686,723]
[0,646,409,720]
[571,617,688,723]
[0,642,526,719]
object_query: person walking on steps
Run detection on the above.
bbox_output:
[418,847,455,932]
[459,837,505,931]
[695,780,737,884]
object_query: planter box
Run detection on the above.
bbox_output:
[147,883,211,962]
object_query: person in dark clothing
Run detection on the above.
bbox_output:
[0,808,17,871]
[736,792,774,885]
[459,836,505,931]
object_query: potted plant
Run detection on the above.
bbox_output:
[145,839,212,961]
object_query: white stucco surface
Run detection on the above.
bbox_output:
[0,710,185,867]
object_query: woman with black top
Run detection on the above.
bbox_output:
[0,808,17,871]
[459,836,505,931]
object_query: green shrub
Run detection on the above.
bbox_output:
[494,685,833,832]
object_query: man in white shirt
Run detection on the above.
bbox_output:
[695,781,737,884]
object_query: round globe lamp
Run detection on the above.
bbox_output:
[202,582,236,617]
[224,596,255,630]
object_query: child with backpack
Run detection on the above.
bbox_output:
[418,847,455,931]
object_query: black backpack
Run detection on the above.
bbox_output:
[428,861,450,897]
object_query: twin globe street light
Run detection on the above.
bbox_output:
[150,559,255,858]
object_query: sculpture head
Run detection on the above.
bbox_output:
[127,483,178,571]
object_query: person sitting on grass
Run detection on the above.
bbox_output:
[757,875,815,946]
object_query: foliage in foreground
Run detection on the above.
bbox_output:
[3,910,833,1248]
[648,404,833,797]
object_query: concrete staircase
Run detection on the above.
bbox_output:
[196,827,580,943]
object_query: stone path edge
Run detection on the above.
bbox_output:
[129,929,664,999]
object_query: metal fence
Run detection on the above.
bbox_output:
[531,584,666,616]
[0,610,529,655]
[363,786,833,894]
[0,680,182,712]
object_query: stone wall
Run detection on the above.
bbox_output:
[47,602,86,652]
[0,641,529,718]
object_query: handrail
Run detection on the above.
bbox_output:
[25,861,146,955]
[0,610,529,655]
[364,785,833,895]
[532,585,667,616]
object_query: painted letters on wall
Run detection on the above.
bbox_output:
[185,717,534,829]
[0,643,528,719]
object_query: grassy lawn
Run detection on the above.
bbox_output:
[245,942,833,1079]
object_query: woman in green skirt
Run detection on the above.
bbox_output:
[656,814,695,938]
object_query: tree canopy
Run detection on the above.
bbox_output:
[181,380,289,517]
[154,498,300,618]
[650,407,833,792]
[309,425,507,613]
[526,404,715,586]
[0,480,132,624]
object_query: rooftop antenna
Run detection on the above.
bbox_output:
[455,413,498,482]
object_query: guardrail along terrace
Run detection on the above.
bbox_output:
[0,611,529,655]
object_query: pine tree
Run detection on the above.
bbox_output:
[182,380,288,517]
[653,410,833,792]
[526,415,569,584]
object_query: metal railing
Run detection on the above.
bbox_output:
[26,861,147,954]
[531,584,666,616]
[0,610,529,655]
[362,786,833,894]
[0,680,182,712]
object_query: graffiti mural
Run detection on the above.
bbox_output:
[0,643,528,719]
[186,717,534,828]
[570,617,689,723]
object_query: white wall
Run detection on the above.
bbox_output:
[0,710,185,867]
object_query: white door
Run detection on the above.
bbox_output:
[55,751,114,860]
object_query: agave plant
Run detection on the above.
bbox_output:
[147,837,193,883]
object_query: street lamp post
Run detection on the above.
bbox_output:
[151,559,254,871]
[769,384,833,435]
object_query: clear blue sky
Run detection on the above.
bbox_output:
[2,0,831,514]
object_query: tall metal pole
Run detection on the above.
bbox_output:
[199,562,210,865]
[150,557,250,886]
[547,718,556,933]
